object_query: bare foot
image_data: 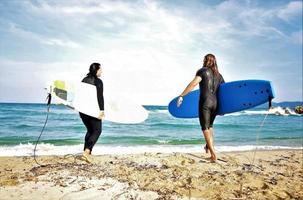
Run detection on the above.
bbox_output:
[81,152,93,164]
[210,155,217,163]
[205,156,217,163]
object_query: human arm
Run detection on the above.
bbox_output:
[98,111,105,120]
[96,80,104,119]
[177,76,202,107]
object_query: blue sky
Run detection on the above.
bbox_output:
[0,0,302,105]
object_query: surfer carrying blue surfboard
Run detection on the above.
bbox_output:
[79,63,105,163]
[177,54,225,162]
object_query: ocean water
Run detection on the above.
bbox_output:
[0,103,302,156]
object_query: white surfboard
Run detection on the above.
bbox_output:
[51,80,148,124]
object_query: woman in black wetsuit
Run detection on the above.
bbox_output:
[80,63,104,163]
[177,54,224,162]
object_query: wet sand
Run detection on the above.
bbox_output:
[0,150,302,199]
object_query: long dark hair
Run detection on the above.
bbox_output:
[203,54,219,76]
[87,63,100,77]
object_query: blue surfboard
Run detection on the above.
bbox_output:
[168,80,275,118]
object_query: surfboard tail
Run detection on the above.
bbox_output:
[268,81,275,109]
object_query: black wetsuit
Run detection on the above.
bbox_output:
[196,67,225,131]
[79,75,104,152]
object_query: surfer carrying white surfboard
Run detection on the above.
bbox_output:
[177,54,225,162]
[79,63,105,163]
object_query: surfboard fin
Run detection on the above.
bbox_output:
[268,97,272,109]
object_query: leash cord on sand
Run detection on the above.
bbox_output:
[33,90,91,167]
[33,92,52,167]
[219,112,269,166]
[250,113,269,166]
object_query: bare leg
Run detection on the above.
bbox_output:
[203,129,216,162]
[205,128,214,154]
[209,127,215,150]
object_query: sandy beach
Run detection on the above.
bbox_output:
[0,150,302,200]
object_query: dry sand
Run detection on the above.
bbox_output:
[0,150,302,199]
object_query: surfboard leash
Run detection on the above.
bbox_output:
[250,97,273,165]
[33,88,52,167]
[251,96,273,165]
[250,112,269,166]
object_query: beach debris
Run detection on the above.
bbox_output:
[0,175,19,186]
[261,183,270,189]
[268,177,278,185]
[1,151,302,199]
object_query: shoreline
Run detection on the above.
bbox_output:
[0,143,302,157]
[0,149,302,199]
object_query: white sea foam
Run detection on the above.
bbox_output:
[147,110,169,114]
[215,145,302,152]
[0,143,301,157]
[225,107,300,116]
[149,107,300,117]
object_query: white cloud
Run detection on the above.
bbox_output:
[42,38,80,48]
[211,1,290,39]
[8,23,81,48]
[277,1,302,21]
[1,0,302,104]
[26,0,136,16]
[19,0,297,47]
[0,55,194,105]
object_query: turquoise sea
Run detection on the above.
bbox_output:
[0,103,302,156]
